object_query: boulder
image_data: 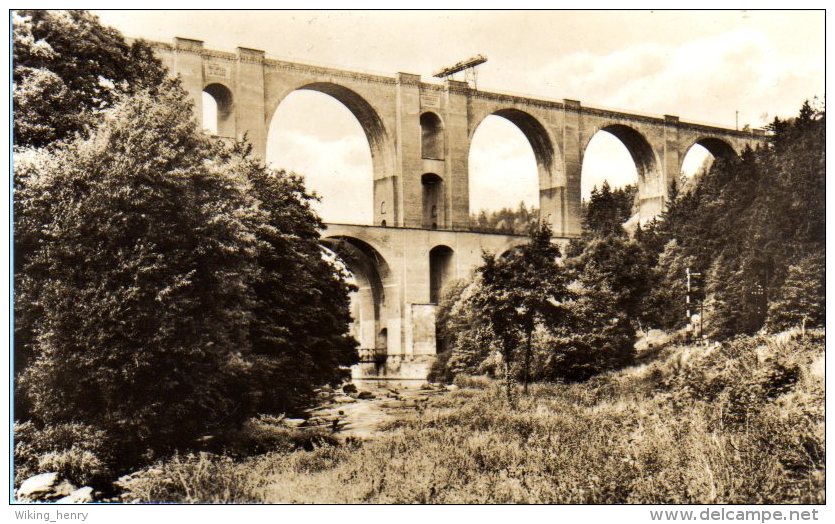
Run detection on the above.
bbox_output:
[445,384,460,391]
[342,383,358,394]
[18,472,59,500]
[333,395,356,404]
[357,391,375,400]
[56,487,94,504]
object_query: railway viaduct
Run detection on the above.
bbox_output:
[151,37,765,384]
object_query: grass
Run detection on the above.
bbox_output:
[117,329,824,504]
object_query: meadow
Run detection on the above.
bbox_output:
[114,329,824,504]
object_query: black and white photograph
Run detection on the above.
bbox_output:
[7,5,827,514]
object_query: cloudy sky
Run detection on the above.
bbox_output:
[95,10,824,224]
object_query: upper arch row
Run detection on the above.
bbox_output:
[202,78,749,181]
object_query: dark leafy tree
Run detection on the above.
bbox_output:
[13,10,165,149]
[638,101,824,338]
[16,82,262,466]
[242,158,358,414]
[566,233,652,322]
[471,222,568,400]
[582,181,637,237]
[16,80,358,472]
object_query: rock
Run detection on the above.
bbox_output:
[56,487,94,504]
[357,390,375,400]
[333,395,356,404]
[445,384,460,391]
[18,472,60,500]
[342,383,358,394]
[282,418,306,428]
[420,383,434,391]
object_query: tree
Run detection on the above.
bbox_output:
[582,181,636,236]
[567,233,652,322]
[539,281,635,382]
[471,222,568,400]
[243,158,358,414]
[766,250,824,333]
[641,239,697,330]
[13,10,165,148]
[637,102,824,339]
[16,82,263,466]
[15,79,358,471]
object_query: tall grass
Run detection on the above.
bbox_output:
[118,330,824,503]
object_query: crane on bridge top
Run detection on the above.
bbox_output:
[433,55,487,90]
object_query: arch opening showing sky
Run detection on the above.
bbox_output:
[266,90,374,225]
[469,115,539,214]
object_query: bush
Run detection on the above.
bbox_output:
[14,421,114,487]
[533,284,636,382]
[452,374,493,389]
[115,453,261,503]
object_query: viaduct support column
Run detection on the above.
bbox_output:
[395,73,423,228]
[662,115,682,202]
[234,47,268,160]
[445,80,472,230]
[561,99,584,237]
[170,38,206,125]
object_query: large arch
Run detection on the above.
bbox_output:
[267,81,395,181]
[266,81,396,226]
[468,108,563,233]
[320,235,393,362]
[581,123,663,223]
[471,108,562,189]
[680,136,739,184]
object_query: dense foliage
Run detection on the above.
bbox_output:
[15,82,357,476]
[434,221,639,387]
[14,11,357,482]
[469,202,539,235]
[12,10,165,149]
[581,182,637,237]
[638,101,825,337]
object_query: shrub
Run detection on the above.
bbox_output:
[115,453,261,503]
[14,421,114,487]
[452,374,493,389]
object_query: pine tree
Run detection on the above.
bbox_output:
[766,250,824,333]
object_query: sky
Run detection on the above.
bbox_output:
[95,10,824,224]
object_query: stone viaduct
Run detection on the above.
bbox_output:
[151,37,765,384]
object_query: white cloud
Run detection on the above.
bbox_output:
[532,28,822,128]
